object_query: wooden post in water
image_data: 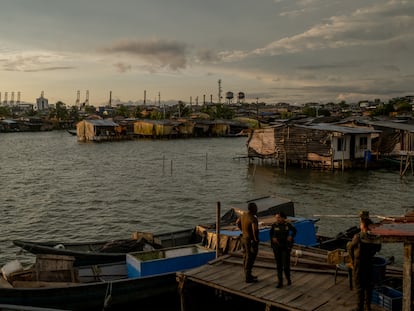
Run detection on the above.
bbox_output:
[171,159,173,176]
[162,155,165,174]
[205,153,208,170]
[216,202,221,258]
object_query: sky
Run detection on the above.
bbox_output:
[0,0,413,106]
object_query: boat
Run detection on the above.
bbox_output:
[0,244,216,310]
[0,305,69,311]
[66,129,77,136]
[13,228,201,267]
[13,197,356,268]
[196,195,358,252]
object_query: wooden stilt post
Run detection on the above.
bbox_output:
[402,242,412,311]
[216,202,221,258]
[177,274,186,311]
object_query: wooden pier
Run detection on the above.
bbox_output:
[177,245,393,311]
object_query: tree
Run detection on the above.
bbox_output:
[371,102,394,116]
[115,105,129,117]
[55,101,68,120]
[395,102,412,113]
[0,106,12,118]
[303,106,316,117]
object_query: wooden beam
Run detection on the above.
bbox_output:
[402,242,413,311]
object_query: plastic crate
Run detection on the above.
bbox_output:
[372,286,402,311]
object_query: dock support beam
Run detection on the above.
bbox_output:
[402,242,413,311]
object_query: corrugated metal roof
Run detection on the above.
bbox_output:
[370,211,414,239]
[295,123,380,134]
[371,223,414,237]
[1,119,17,124]
[359,120,414,132]
[85,119,119,126]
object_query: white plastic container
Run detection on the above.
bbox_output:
[1,259,23,280]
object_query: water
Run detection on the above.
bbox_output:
[1,131,412,265]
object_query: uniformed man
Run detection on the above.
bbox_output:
[270,211,297,288]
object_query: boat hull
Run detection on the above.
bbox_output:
[0,273,178,310]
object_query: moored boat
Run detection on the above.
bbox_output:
[0,244,216,310]
[13,197,357,269]
[13,228,200,267]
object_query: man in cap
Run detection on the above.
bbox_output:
[236,202,259,283]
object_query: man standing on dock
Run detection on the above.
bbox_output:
[236,202,260,283]
[348,216,381,311]
[270,211,297,288]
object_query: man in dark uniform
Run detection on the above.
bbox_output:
[347,217,381,311]
[236,202,259,283]
[270,211,297,288]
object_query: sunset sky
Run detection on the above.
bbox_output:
[0,0,413,106]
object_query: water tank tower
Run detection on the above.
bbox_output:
[237,92,245,104]
[225,91,234,104]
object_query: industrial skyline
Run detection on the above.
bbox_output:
[0,0,413,106]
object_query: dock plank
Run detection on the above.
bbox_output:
[177,250,388,311]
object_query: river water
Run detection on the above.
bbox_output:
[1,131,412,265]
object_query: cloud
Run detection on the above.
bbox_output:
[196,48,220,63]
[0,52,75,72]
[223,1,414,59]
[23,66,75,72]
[101,39,188,71]
[113,62,132,73]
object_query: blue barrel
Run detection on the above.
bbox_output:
[372,256,386,283]
[364,150,371,161]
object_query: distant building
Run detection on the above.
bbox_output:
[35,91,49,111]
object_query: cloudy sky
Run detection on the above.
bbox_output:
[0,0,413,106]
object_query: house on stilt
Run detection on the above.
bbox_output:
[247,123,380,170]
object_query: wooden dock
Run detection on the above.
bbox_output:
[177,245,391,311]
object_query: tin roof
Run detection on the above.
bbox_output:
[295,123,380,134]
[370,211,414,241]
[359,120,414,132]
[85,119,119,126]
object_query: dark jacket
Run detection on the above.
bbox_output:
[270,221,296,250]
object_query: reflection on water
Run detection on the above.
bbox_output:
[0,131,412,265]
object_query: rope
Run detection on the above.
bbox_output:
[103,281,113,310]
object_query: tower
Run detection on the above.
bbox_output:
[76,90,80,107]
[218,79,222,104]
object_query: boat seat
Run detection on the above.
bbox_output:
[334,262,352,290]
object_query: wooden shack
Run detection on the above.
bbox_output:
[210,120,230,137]
[353,119,414,156]
[176,120,195,137]
[133,119,175,138]
[247,123,379,170]
[76,119,119,142]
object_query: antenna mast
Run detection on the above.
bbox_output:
[218,79,222,104]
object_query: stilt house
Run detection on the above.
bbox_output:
[247,123,379,169]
